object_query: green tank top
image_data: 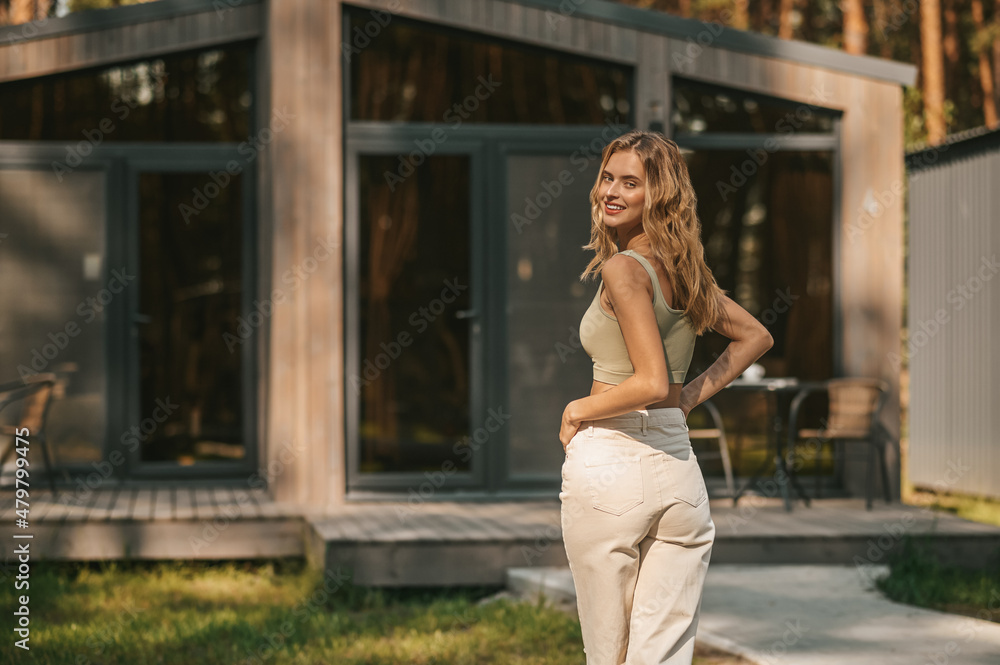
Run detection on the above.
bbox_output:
[579,249,696,384]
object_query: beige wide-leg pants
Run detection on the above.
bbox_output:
[559,407,716,665]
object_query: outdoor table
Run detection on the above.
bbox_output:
[723,377,829,512]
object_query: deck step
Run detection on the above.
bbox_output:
[305,498,1000,586]
[2,489,998,586]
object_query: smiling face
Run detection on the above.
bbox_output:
[598,149,646,235]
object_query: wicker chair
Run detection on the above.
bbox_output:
[786,378,892,510]
[688,398,736,500]
[0,373,59,494]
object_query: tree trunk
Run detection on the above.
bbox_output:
[778,0,795,40]
[842,0,869,55]
[9,0,35,24]
[732,0,749,31]
[972,0,998,126]
[942,0,960,104]
[753,0,773,33]
[872,0,894,59]
[921,0,947,144]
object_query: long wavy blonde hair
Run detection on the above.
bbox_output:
[580,129,727,335]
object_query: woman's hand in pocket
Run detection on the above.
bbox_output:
[559,401,582,450]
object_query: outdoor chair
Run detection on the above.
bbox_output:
[786,378,892,510]
[0,373,59,494]
[688,398,736,500]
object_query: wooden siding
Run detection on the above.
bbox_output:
[263,0,343,508]
[0,3,262,83]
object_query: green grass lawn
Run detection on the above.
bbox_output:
[905,488,1000,528]
[0,558,584,665]
[0,558,745,665]
[877,536,1000,624]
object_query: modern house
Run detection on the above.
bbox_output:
[0,0,916,518]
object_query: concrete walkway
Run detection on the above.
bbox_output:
[506,564,1000,664]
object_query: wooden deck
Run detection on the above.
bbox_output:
[0,485,307,561]
[2,487,998,586]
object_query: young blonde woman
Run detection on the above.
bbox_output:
[558,129,773,664]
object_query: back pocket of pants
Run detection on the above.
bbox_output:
[669,455,708,508]
[583,454,643,515]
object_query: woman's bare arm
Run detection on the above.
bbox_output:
[559,255,672,442]
[678,294,774,416]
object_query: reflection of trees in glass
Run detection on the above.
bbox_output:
[0,0,161,24]
[672,77,837,135]
[138,173,244,463]
[0,43,252,142]
[358,156,471,473]
[348,7,631,125]
[685,150,833,382]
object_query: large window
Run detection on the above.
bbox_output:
[345,6,633,494]
[347,7,631,125]
[684,150,834,381]
[355,154,473,474]
[672,76,836,135]
[0,43,252,141]
[673,77,839,483]
[0,168,107,466]
[0,41,255,481]
[136,172,246,465]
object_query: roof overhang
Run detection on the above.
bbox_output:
[0,0,917,87]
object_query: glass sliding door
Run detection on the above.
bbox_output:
[0,167,108,469]
[504,152,600,479]
[343,4,634,495]
[682,149,835,381]
[348,152,477,485]
[129,169,249,472]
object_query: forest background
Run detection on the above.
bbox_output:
[2,0,995,148]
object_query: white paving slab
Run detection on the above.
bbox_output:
[506,564,1000,665]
